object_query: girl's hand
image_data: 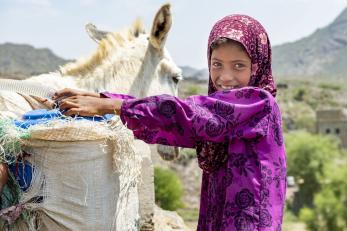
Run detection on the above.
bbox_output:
[52,88,100,101]
[59,96,123,116]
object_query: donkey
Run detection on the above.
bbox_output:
[0,4,181,159]
[0,4,183,229]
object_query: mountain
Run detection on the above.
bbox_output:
[0,43,69,78]
[5,5,347,81]
[272,8,347,77]
[180,66,208,81]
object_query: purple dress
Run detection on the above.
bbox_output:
[103,87,286,231]
[102,13,286,231]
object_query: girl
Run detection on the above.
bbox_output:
[53,14,286,231]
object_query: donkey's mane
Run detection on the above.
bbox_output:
[60,19,145,76]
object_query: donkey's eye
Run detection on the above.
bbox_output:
[172,75,182,84]
[172,77,179,84]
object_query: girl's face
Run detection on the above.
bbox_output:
[210,43,251,91]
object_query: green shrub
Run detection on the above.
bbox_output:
[186,85,201,96]
[293,114,315,132]
[299,165,347,231]
[299,207,316,230]
[286,131,347,230]
[154,167,184,210]
[285,131,340,210]
[177,208,199,222]
[318,83,341,91]
[293,88,306,101]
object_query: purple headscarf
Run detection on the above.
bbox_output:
[197,14,277,173]
[208,14,276,96]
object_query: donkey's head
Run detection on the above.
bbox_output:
[61,4,182,98]
[60,4,181,160]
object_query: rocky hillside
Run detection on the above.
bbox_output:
[183,7,347,80]
[272,8,347,78]
[180,66,208,81]
[3,6,347,80]
[0,43,69,78]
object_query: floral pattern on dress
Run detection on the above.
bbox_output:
[222,189,257,230]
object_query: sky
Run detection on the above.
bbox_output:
[1,0,347,69]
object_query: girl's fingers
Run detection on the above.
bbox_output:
[59,101,80,110]
[52,89,68,100]
[61,96,78,101]
[59,96,79,105]
[55,96,83,110]
[64,108,82,116]
[52,88,77,100]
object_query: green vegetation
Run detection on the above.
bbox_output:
[318,83,342,91]
[285,131,347,230]
[293,88,306,101]
[178,79,207,98]
[186,85,201,96]
[177,208,199,222]
[277,79,345,132]
[282,208,305,231]
[154,167,184,211]
[285,131,341,208]
[299,166,347,231]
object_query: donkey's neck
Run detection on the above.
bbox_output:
[73,57,147,95]
[74,45,162,97]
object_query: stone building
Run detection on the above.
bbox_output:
[316,109,347,148]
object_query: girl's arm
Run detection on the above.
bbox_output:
[59,87,275,148]
[118,87,274,148]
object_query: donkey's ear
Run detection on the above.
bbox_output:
[149,4,172,50]
[85,23,110,44]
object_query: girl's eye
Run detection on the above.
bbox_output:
[212,62,222,68]
[234,63,245,69]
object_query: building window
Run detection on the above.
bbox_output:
[335,128,340,134]
[326,128,330,134]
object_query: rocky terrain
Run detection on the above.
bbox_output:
[272,8,347,78]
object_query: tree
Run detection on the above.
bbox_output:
[299,165,347,231]
[285,131,341,211]
[154,167,184,210]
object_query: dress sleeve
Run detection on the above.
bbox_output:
[119,87,273,148]
[100,92,135,100]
